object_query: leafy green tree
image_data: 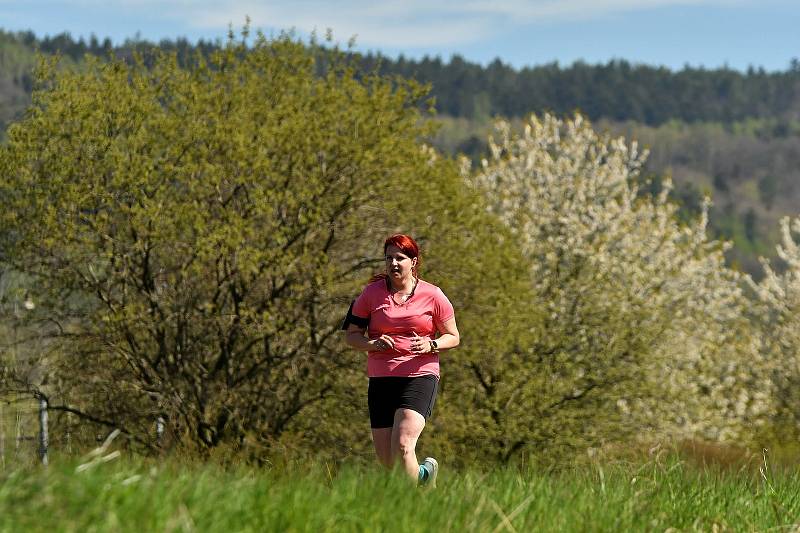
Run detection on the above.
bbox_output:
[0,30,455,453]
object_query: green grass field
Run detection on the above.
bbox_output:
[1,452,799,532]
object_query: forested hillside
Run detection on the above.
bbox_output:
[364,53,800,124]
[0,29,798,275]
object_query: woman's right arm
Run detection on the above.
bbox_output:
[346,324,395,352]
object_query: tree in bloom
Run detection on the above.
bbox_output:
[751,216,800,441]
[451,113,768,462]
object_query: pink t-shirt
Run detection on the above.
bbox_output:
[352,278,455,378]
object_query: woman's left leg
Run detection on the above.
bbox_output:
[390,408,426,479]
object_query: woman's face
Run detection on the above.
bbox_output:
[385,245,416,280]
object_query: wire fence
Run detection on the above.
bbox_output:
[1,393,171,469]
[0,393,53,468]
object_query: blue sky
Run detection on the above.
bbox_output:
[1,0,798,71]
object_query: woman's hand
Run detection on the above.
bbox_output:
[371,334,396,352]
[409,332,432,354]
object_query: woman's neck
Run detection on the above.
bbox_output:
[390,276,416,293]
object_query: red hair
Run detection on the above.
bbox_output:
[370,234,421,282]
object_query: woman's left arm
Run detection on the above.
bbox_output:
[434,317,460,351]
[410,317,460,354]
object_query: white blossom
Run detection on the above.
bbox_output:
[465,113,768,450]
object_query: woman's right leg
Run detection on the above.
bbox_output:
[369,377,396,468]
[371,427,394,468]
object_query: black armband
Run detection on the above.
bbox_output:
[341,300,369,330]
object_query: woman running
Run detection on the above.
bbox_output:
[343,234,460,487]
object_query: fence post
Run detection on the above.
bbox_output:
[15,408,21,456]
[38,397,48,466]
[65,411,72,455]
[156,415,165,445]
[0,401,4,469]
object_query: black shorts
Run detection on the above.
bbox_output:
[368,375,439,429]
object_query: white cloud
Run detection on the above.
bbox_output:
[460,0,751,19]
[3,0,763,48]
[179,0,758,47]
[175,2,487,47]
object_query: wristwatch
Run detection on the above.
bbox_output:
[429,340,439,353]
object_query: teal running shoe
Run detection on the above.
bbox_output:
[422,457,438,488]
